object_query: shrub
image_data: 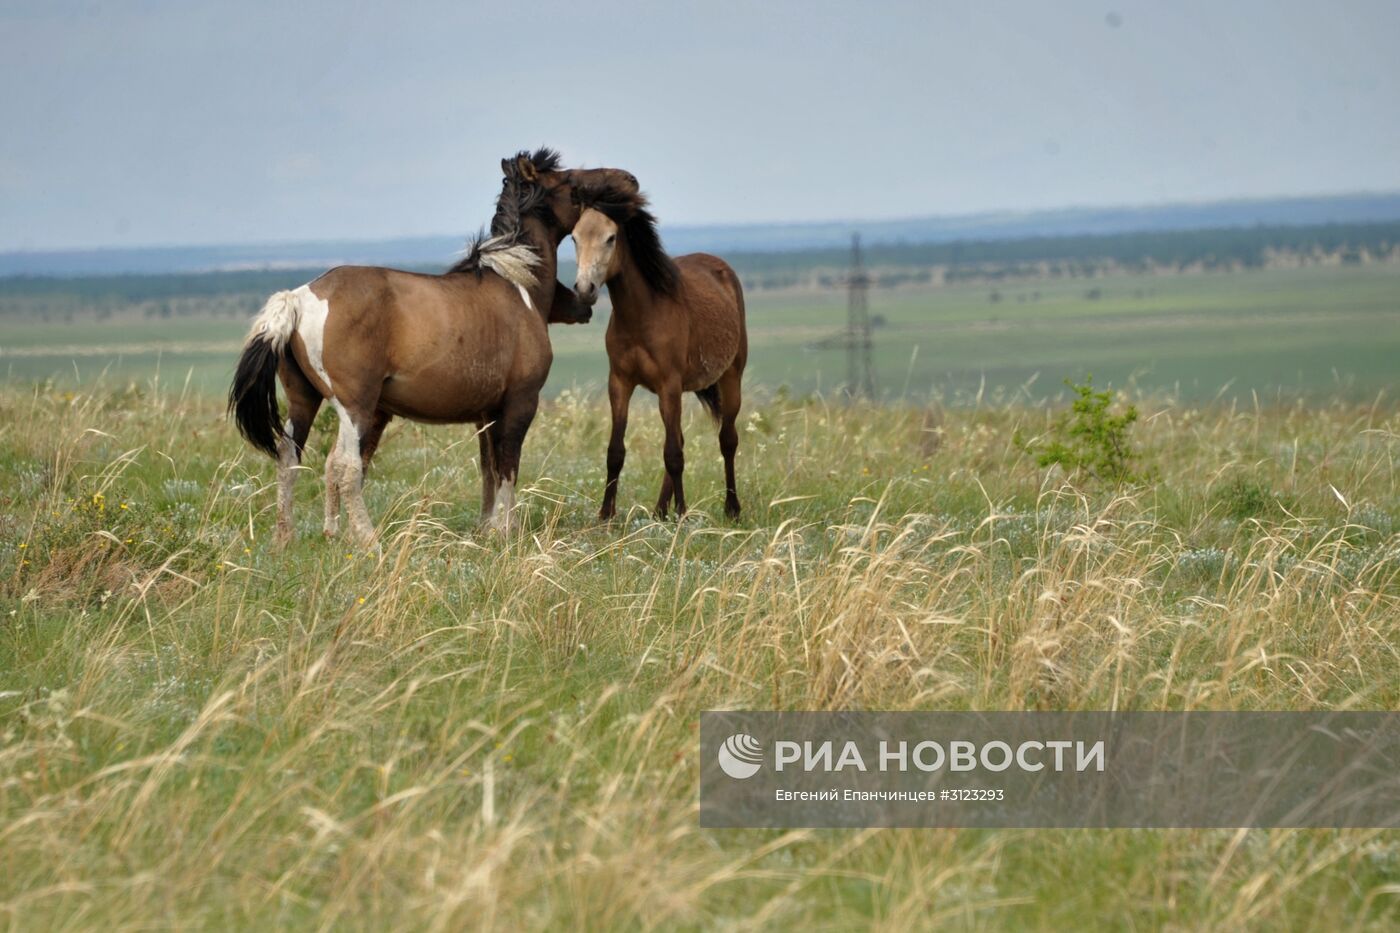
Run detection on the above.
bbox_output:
[1018,376,1144,483]
[1215,475,1285,520]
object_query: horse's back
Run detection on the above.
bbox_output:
[675,254,740,302]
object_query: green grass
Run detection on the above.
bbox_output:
[1,378,1399,928]
[4,263,1399,401]
[739,263,1400,400]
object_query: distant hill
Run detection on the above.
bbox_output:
[4,192,1400,277]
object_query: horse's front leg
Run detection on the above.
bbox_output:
[487,391,539,535]
[599,370,635,521]
[655,379,686,519]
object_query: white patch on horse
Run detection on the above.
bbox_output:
[491,478,516,532]
[294,284,335,393]
[515,284,535,313]
[330,399,359,457]
[329,398,376,544]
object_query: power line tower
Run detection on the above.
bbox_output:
[845,233,876,399]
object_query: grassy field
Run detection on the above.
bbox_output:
[3,263,1399,402]
[2,373,1399,927]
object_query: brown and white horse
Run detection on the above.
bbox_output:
[229,149,637,544]
[571,182,748,521]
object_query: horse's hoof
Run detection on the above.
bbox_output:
[725,499,741,520]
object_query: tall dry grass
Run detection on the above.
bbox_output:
[1,381,1398,928]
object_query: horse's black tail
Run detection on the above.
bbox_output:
[694,384,722,423]
[228,289,299,459]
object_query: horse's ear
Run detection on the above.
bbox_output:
[516,154,538,182]
[500,157,511,175]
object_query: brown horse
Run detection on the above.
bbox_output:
[229,149,637,544]
[571,182,748,520]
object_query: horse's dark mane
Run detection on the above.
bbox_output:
[576,182,679,297]
[526,147,563,174]
[447,147,562,276]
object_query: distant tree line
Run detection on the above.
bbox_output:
[0,268,341,304]
[1,221,1398,318]
[724,220,1400,290]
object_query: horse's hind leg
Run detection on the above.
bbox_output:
[276,357,322,546]
[477,424,497,522]
[325,398,379,547]
[716,365,743,519]
[323,446,342,538]
[359,410,391,474]
[344,409,391,539]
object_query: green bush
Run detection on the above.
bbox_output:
[1018,376,1144,483]
[1215,475,1288,520]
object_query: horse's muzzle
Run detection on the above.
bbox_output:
[575,281,599,307]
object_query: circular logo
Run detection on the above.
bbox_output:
[717,733,764,779]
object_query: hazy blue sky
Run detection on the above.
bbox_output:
[2,0,1398,250]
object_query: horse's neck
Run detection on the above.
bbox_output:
[605,245,660,325]
[519,218,558,318]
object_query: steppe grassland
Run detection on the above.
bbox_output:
[1,372,1399,927]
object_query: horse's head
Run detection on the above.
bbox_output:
[499,150,638,243]
[571,207,621,307]
[571,183,676,307]
[560,166,639,230]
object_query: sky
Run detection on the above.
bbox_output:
[2,0,1398,251]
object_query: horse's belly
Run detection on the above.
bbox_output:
[379,365,508,423]
[684,332,739,391]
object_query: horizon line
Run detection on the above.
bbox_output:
[4,188,1399,258]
